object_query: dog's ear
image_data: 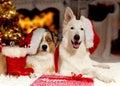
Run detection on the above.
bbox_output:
[80,16,94,48]
[49,31,58,46]
[63,7,75,26]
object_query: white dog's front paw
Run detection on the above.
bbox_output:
[101,64,110,69]
[93,64,110,69]
[91,72,115,83]
[29,73,37,78]
[95,73,115,83]
[99,77,115,83]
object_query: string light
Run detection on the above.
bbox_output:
[0,0,25,45]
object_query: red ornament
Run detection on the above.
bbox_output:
[0,33,3,38]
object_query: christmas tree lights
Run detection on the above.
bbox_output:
[0,0,25,45]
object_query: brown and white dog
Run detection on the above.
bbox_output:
[27,29,55,76]
[54,7,114,83]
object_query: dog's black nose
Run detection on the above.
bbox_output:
[74,34,80,41]
[42,45,47,51]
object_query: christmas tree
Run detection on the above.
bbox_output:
[0,0,25,45]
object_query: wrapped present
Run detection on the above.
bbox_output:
[31,74,94,86]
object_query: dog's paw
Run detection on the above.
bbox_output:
[93,64,110,69]
[29,73,37,78]
[102,65,110,69]
[102,78,115,83]
[99,64,110,69]
[96,73,115,83]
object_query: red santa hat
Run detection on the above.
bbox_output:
[54,16,100,73]
[19,28,46,55]
[80,16,100,54]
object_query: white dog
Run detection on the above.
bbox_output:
[54,7,114,83]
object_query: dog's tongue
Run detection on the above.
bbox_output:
[73,42,79,49]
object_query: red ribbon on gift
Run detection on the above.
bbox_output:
[71,72,82,80]
[31,73,94,86]
[40,73,93,82]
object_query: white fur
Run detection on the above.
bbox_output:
[2,46,27,58]
[58,7,114,83]
[80,16,94,48]
[27,53,54,76]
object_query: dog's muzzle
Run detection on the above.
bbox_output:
[71,34,81,49]
[42,45,47,51]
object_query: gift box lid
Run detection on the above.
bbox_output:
[31,74,94,86]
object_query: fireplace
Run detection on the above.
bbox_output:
[17,8,59,34]
[13,0,66,41]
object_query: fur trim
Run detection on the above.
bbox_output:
[81,16,94,48]
[27,28,46,55]
[2,46,27,58]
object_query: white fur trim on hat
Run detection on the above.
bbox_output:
[81,16,94,48]
[27,28,46,55]
[2,46,28,58]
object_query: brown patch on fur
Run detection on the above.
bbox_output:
[36,37,43,54]
[26,63,33,68]
[46,66,55,73]
[45,32,55,54]
[36,31,55,54]
[0,53,6,74]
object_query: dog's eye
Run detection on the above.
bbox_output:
[81,28,84,30]
[71,27,74,30]
[47,38,52,42]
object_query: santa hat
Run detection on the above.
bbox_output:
[80,16,100,54]
[19,28,46,55]
[81,16,94,48]
[54,17,100,72]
